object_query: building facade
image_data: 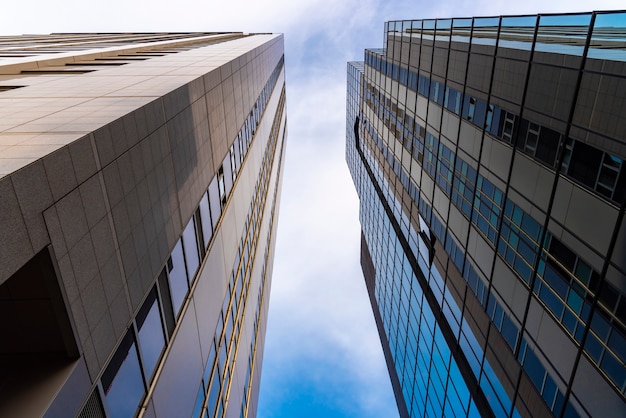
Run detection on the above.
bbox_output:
[347,11,625,418]
[0,32,287,418]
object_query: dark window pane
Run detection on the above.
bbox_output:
[523,348,545,390]
[157,269,175,336]
[548,237,576,272]
[536,127,561,167]
[168,240,188,317]
[102,332,145,418]
[137,290,166,380]
[568,141,603,188]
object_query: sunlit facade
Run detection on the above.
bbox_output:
[347,11,626,418]
[0,33,286,418]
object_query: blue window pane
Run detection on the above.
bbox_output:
[601,350,626,389]
[168,239,188,316]
[204,339,217,383]
[183,217,200,280]
[104,337,145,418]
[501,314,519,350]
[137,296,165,380]
[591,312,611,340]
[609,330,626,361]
[192,382,205,418]
[523,347,545,390]
[207,370,221,417]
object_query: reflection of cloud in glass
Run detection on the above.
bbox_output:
[105,342,144,418]
[138,301,166,380]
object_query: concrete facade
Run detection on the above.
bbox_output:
[0,32,287,418]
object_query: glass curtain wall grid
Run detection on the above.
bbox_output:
[81,57,285,418]
[347,10,626,418]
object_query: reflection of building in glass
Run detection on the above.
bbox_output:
[347,11,626,418]
[0,33,286,418]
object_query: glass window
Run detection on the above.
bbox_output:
[102,332,145,418]
[168,240,188,317]
[192,382,205,418]
[182,217,200,280]
[567,140,603,188]
[207,368,221,416]
[208,176,222,230]
[199,192,213,249]
[136,289,166,380]
[222,155,234,198]
[217,167,226,208]
[157,269,175,337]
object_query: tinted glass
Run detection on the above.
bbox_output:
[137,295,166,380]
[588,13,626,64]
[199,192,213,249]
[104,337,144,418]
[222,154,233,198]
[182,217,200,280]
[168,240,188,316]
[208,176,221,229]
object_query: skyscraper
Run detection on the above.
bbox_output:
[347,11,625,418]
[0,32,286,418]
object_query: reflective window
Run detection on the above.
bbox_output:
[208,176,222,230]
[167,240,188,316]
[218,166,226,208]
[136,289,166,380]
[157,269,175,337]
[588,13,626,62]
[182,217,200,280]
[102,332,145,418]
[192,382,205,418]
[199,192,213,249]
[223,155,233,198]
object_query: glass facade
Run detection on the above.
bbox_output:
[347,11,626,418]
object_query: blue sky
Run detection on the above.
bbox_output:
[1,0,624,416]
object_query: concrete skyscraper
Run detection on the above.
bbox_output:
[0,32,286,418]
[347,11,625,418]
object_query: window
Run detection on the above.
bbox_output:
[466,97,476,122]
[208,176,222,230]
[523,122,540,156]
[566,140,603,189]
[157,269,175,337]
[535,127,561,168]
[217,166,226,208]
[102,332,145,418]
[182,217,200,280]
[136,288,166,380]
[199,192,213,249]
[167,240,188,317]
[500,111,516,144]
[596,153,622,199]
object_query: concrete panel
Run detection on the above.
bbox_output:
[458,121,481,162]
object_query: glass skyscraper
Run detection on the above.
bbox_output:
[347,11,625,418]
[0,33,286,418]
